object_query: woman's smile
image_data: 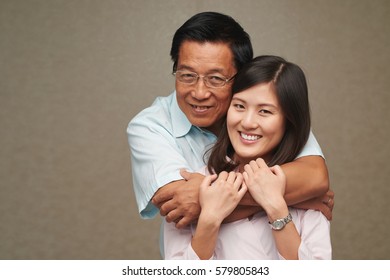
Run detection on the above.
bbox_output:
[227,82,285,165]
[239,132,261,142]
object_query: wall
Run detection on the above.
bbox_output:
[0,0,389,259]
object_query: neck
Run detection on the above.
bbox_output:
[203,118,224,137]
[234,154,273,172]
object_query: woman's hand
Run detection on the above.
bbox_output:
[199,171,247,224]
[243,159,288,220]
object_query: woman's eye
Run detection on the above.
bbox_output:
[259,109,271,114]
[233,104,245,109]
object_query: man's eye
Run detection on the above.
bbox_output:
[181,73,196,78]
[209,76,224,81]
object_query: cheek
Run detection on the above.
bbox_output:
[217,95,232,116]
[175,82,186,98]
[268,118,285,138]
[217,86,232,105]
[226,110,238,136]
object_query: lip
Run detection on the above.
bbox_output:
[190,104,213,114]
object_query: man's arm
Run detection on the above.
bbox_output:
[152,171,204,228]
[282,155,334,220]
[282,156,329,204]
[154,156,331,227]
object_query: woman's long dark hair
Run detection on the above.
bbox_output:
[207,55,311,174]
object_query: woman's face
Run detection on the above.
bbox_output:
[227,82,286,166]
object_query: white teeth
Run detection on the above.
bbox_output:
[241,132,260,141]
[192,105,210,111]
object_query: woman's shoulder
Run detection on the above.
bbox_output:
[289,207,329,226]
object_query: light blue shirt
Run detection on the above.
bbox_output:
[127,91,324,219]
[127,92,217,218]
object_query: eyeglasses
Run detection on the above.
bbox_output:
[173,70,236,88]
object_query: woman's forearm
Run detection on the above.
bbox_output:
[191,213,221,260]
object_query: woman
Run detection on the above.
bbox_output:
[163,55,332,260]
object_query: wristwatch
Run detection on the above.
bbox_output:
[269,212,292,231]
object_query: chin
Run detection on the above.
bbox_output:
[191,118,214,128]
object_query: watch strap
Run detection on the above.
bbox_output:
[269,212,292,231]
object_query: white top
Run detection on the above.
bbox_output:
[164,207,332,260]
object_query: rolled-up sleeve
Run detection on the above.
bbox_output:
[296,130,324,159]
[127,102,191,219]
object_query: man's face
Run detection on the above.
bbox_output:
[175,41,236,135]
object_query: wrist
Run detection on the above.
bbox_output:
[265,202,289,222]
[269,212,292,231]
[198,211,223,229]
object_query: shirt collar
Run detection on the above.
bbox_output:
[171,91,192,137]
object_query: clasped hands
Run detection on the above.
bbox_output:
[152,159,290,229]
[152,158,334,229]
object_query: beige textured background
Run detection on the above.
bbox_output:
[0,0,389,260]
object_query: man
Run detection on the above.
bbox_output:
[127,12,333,231]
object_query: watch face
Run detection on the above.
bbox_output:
[273,220,284,230]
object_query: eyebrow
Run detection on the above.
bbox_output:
[176,65,226,75]
[231,96,278,109]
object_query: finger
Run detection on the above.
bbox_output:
[329,199,334,211]
[255,158,267,168]
[237,182,247,199]
[201,174,217,189]
[233,172,243,189]
[249,160,259,170]
[242,171,249,183]
[326,198,334,211]
[165,209,181,223]
[217,171,229,182]
[242,181,248,190]
[226,171,237,184]
[175,216,192,229]
[321,193,334,208]
[316,201,333,221]
[180,169,191,180]
[159,200,176,216]
[270,165,285,177]
[320,204,332,221]
[327,189,335,200]
[244,163,254,177]
[152,187,175,206]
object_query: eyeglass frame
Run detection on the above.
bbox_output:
[173,70,236,88]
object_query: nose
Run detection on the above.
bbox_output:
[241,111,258,130]
[191,78,211,100]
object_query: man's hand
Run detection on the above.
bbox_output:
[151,170,205,229]
[292,189,335,220]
